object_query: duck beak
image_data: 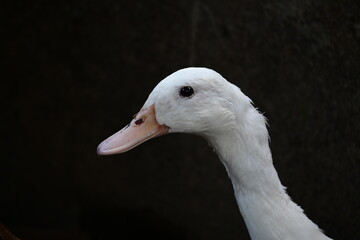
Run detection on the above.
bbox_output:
[97,104,169,155]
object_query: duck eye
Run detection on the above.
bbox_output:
[179,86,194,98]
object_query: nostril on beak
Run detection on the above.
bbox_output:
[135,118,144,125]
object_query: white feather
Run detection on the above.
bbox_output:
[141,67,332,240]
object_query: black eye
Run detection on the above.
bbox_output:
[179,86,194,98]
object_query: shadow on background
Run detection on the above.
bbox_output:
[80,207,187,240]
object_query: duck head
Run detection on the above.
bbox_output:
[97,67,252,155]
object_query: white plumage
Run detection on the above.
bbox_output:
[98,67,332,240]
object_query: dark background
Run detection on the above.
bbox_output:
[2,0,360,239]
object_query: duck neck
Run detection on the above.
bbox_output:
[206,108,329,240]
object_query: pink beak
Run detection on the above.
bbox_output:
[97,104,169,155]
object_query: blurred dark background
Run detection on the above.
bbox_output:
[2,0,360,239]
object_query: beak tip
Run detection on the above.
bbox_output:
[97,142,108,156]
[96,145,104,156]
[97,142,124,156]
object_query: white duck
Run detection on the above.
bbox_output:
[97,67,332,240]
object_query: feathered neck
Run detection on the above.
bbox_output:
[206,102,331,240]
